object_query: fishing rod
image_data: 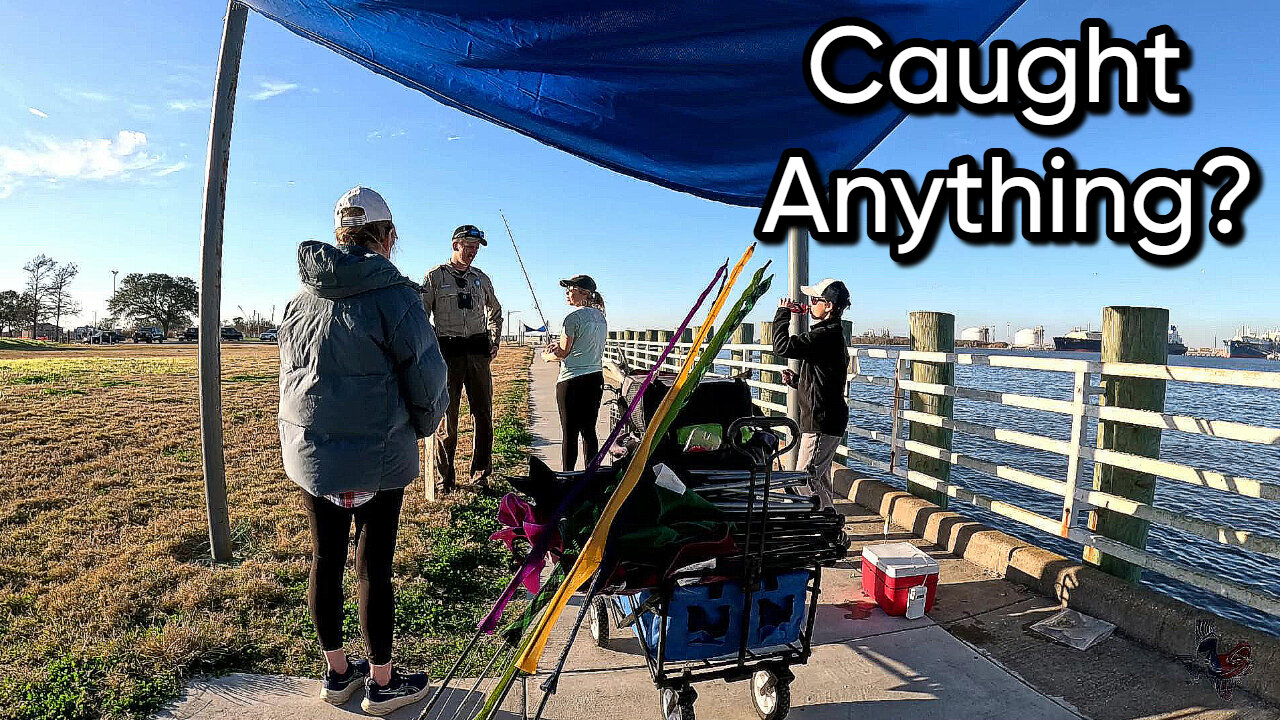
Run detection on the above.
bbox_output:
[498,210,550,332]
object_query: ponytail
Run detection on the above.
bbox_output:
[590,290,606,315]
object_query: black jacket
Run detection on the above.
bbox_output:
[772,307,849,436]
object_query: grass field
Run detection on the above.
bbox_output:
[0,343,532,720]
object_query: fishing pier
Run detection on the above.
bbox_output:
[604,305,1280,710]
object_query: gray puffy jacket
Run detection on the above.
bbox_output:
[278,241,448,496]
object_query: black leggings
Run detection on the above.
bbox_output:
[300,488,405,665]
[556,372,604,471]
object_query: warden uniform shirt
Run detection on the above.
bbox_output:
[421,264,503,344]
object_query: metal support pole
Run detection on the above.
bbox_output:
[1084,306,1169,583]
[197,0,247,563]
[786,227,809,468]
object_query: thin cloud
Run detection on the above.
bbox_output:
[153,161,188,176]
[251,80,299,101]
[0,130,163,197]
[167,99,208,112]
[28,107,48,118]
[74,91,110,102]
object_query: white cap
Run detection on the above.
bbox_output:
[800,278,851,309]
[334,186,393,230]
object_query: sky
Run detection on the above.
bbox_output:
[0,0,1276,348]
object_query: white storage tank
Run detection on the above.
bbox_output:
[959,326,990,343]
[1013,326,1045,349]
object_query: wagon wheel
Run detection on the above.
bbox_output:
[658,686,696,720]
[589,596,610,647]
[750,670,791,720]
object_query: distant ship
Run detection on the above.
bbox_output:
[1167,326,1187,356]
[1053,329,1101,352]
[1224,326,1276,358]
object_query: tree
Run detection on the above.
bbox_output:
[108,273,198,337]
[23,254,56,338]
[0,290,31,336]
[48,262,80,342]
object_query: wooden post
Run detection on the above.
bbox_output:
[730,323,754,377]
[197,0,247,563]
[758,322,784,416]
[1084,306,1168,583]
[907,311,954,508]
[656,330,674,370]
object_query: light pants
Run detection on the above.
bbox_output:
[796,432,841,510]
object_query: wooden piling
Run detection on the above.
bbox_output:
[1084,306,1169,583]
[907,311,955,508]
[758,322,784,416]
[730,323,754,376]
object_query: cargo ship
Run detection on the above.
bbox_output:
[1224,327,1276,359]
[1167,326,1187,356]
[1053,329,1101,352]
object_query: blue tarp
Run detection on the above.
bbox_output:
[242,1,1024,206]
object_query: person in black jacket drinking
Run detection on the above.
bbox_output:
[772,278,851,509]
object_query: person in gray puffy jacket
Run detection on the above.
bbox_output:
[278,186,447,714]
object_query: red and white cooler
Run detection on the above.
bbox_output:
[860,542,940,618]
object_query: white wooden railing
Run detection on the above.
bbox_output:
[604,337,1280,618]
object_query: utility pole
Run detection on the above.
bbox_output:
[507,310,521,343]
[786,226,809,469]
[111,269,118,298]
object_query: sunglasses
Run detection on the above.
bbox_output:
[455,228,485,241]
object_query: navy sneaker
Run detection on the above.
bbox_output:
[320,657,370,704]
[361,669,431,715]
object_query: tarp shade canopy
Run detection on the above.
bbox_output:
[241,0,1025,206]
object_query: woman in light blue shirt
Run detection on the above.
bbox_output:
[542,274,607,470]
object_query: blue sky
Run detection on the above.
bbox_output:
[0,0,1275,348]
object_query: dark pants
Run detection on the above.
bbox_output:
[556,371,604,471]
[300,488,405,665]
[436,342,493,490]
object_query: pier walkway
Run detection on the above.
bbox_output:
[161,358,1279,720]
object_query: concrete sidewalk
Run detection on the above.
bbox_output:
[161,356,1279,720]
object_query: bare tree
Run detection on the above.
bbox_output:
[22,254,56,339]
[48,262,80,342]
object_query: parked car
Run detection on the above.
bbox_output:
[109,331,127,343]
[260,328,278,343]
[132,326,164,343]
[181,327,198,342]
[220,327,244,341]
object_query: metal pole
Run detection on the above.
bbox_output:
[786,227,808,468]
[198,0,247,563]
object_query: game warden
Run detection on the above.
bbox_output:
[420,225,502,493]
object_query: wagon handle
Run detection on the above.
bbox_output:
[728,416,800,464]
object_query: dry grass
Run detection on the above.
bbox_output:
[0,343,533,719]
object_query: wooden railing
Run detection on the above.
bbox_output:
[604,336,1280,618]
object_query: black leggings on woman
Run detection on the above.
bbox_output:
[300,488,404,665]
[556,371,604,471]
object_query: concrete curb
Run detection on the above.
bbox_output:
[834,469,1279,705]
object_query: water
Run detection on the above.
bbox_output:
[832,349,1280,638]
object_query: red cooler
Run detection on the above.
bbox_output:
[860,542,939,617]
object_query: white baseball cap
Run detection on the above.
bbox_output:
[334,186,393,230]
[800,278,851,309]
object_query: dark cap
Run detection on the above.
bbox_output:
[559,274,597,292]
[452,224,487,245]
